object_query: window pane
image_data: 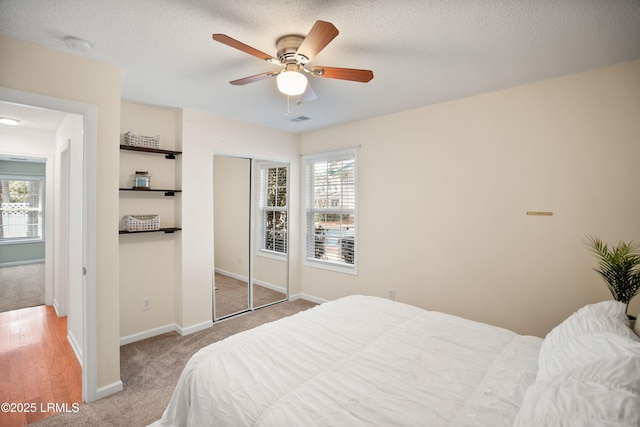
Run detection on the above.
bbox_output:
[312,212,354,263]
[276,186,286,208]
[0,177,44,241]
[277,167,287,187]
[259,164,288,254]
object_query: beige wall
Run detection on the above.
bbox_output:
[119,102,181,340]
[117,106,300,339]
[0,36,122,390]
[180,109,300,331]
[300,60,640,337]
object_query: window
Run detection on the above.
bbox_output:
[304,149,357,272]
[258,162,288,255]
[0,176,45,243]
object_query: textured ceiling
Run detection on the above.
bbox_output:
[1,0,639,133]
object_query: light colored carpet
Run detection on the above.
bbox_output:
[0,262,45,313]
[33,298,317,427]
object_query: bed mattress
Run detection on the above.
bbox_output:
[151,295,542,426]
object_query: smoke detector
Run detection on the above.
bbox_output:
[64,37,92,52]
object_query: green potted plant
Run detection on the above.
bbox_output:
[585,236,640,321]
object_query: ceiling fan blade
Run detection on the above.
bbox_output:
[213,34,280,64]
[310,66,374,82]
[295,20,339,62]
[230,71,278,86]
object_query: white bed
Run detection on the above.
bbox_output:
[151,295,640,427]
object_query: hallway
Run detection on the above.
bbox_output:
[0,305,81,426]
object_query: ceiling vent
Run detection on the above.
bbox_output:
[289,115,310,122]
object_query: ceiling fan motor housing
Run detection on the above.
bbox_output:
[276,35,307,64]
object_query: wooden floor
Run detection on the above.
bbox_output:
[0,306,82,426]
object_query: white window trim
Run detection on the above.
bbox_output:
[302,148,358,275]
[0,174,45,244]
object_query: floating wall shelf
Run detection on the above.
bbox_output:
[119,143,182,235]
[119,188,182,196]
[119,145,182,159]
[119,227,181,235]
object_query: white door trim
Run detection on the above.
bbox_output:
[0,87,99,402]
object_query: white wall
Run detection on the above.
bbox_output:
[300,60,640,337]
[56,113,84,359]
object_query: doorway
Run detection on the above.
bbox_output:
[0,87,98,402]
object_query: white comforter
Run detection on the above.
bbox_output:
[151,295,541,426]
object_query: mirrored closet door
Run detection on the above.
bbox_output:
[213,155,288,321]
[213,156,250,319]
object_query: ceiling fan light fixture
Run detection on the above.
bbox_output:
[276,70,307,96]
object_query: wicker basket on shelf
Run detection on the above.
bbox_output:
[124,215,160,232]
[124,131,160,149]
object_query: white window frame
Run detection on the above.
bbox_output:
[302,148,357,275]
[0,174,45,244]
[257,161,288,260]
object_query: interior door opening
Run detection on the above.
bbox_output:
[0,87,99,402]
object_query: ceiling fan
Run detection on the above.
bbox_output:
[212,20,374,100]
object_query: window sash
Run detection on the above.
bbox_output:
[0,176,45,242]
[258,163,288,255]
[304,150,357,270]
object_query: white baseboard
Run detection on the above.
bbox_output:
[176,319,214,336]
[118,295,325,347]
[253,278,286,294]
[289,293,327,304]
[52,299,67,317]
[215,268,286,294]
[95,380,123,401]
[119,323,178,346]
[67,330,83,367]
[0,259,45,268]
[214,268,247,283]
[119,320,214,346]
[52,299,60,316]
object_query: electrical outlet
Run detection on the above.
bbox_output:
[142,297,151,311]
[388,289,395,301]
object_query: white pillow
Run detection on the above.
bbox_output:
[537,301,640,382]
[515,356,640,427]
